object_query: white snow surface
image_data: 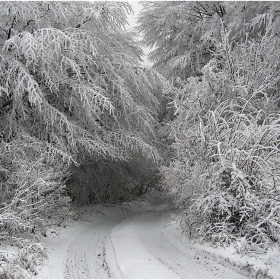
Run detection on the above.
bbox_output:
[33,191,280,279]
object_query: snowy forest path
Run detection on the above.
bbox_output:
[35,194,247,279]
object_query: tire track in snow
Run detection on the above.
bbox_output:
[63,205,131,279]
[108,205,247,278]
[137,220,243,278]
[64,222,109,278]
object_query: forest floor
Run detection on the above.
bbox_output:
[34,191,280,279]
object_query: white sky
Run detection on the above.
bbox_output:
[126,1,152,66]
[126,1,141,31]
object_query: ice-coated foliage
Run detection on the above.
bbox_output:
[147,2,280,252]
[0,1,165,276]
[162,98,280,249]
[137,1,226,79]
[0,2,164,161]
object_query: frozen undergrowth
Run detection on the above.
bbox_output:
[0,242,45,278]
[174,214,280,279]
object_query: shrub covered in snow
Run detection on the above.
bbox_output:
[0,134,71,277]
[161,22,280,251]
[163,100,280,249]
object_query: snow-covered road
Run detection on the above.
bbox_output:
[35,193,247,279]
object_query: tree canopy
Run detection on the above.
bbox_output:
[0,2,165,276]
[0,1,164,162]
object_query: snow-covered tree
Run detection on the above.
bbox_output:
[0,1,163,161]
[0,2,165,276]
[138,1,280,251]
[137,1,226,79]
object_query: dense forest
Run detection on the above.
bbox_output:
[138,1,280,252]
[0,1,280,277]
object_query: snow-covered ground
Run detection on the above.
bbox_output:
[34,192,280,279]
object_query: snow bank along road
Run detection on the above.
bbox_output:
[35,193,247,279]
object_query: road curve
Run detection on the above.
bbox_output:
[61,200,247,279]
